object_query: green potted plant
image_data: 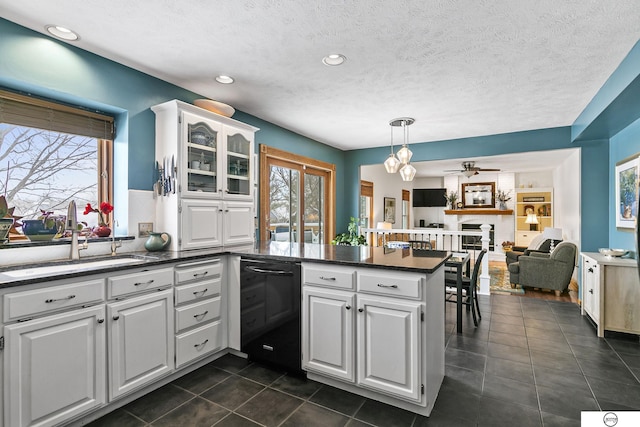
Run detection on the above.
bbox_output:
[444,191,458,209]
[331,217,367,246]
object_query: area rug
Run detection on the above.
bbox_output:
[489,262,525,295]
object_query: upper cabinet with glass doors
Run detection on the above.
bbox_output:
[152,100,258,201]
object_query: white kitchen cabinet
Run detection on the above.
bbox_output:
[581,252,640,337]
[107,289,174,400]
[174,258,227,368]
[357,296,421,402]
[302,263,443,414]
[152,100,259,250]
[302,287,354,381]
[4,305,106,427]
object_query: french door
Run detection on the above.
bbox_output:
[259,146,335,244]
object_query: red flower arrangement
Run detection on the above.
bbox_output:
[84,202,114,226]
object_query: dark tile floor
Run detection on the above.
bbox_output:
[87,295,640,427]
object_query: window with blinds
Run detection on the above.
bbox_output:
[0,89,114,239]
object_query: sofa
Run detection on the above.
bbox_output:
[507,241,577,295]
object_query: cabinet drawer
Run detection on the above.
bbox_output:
[303,263,356,290]
[175,277,222,305]
[4,278,105,322]
[357,270,422,299]
[175,259,223,284]
[108,268,173,299]
[175,320,224,368]
[175,297,221,333]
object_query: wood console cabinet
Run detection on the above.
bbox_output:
[581,252,640,337]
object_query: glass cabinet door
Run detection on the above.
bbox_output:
[225,130,252,196]
[186,120,219,194]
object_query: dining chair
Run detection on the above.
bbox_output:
[444,249,486,326]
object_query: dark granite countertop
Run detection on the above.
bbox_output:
[0,242,450,288]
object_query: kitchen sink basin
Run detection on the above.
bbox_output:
[0,256,148,282]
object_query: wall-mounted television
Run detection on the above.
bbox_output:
[413,188,447,207]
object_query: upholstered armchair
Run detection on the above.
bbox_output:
[508,241,577,295]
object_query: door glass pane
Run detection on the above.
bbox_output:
[269,165,299,242]
[304,173,324,244]
[187,122,217,193]
[359,195,371,228]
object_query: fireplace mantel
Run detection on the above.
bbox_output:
[444,209,513,215]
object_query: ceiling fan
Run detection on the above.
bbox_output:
[445,161,501,177]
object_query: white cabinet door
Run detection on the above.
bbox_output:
[180,199,223,250]
[181,110,224,198]
[582,256,600,323]
[223,201,255,246]
[4,305,106,427]
[357,296,421,402]
[108,289,174,399]
[222,126,254,200]
[302,287,355,382]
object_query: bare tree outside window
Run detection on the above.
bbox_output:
[0,124,98,223]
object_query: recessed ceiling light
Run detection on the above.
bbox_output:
[45,25,79,41]
[322,54,346,66]
[215,75,234,84]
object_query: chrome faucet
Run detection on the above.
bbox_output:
[66,200,88,260]
[110,219,121,256]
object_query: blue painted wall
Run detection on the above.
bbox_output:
[609,117,640,249]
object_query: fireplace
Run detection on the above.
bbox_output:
[461,224,494,251]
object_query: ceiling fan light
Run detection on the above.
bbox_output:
[384,154,401,173]
[462,170,475,178]
[399,163,416,181]
[397,145,413,164]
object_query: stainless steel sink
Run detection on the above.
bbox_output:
[0,256,149,282]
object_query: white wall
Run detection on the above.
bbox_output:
[552,149,581,248]
[361,164,411,229]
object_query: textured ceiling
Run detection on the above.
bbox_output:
[1,0,640,151]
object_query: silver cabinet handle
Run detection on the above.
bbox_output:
[97,318,105,324]
[358,308,364,312]
[345,305,351,310]
[113,315,120,321]
[193,288,208,296]
[319,276,336,281]
[377,284,398,288]
[194,339,209,348]
[193,310,209,320]
[134,279,154,286]
[193,271,208,278]
[45,295,76,303]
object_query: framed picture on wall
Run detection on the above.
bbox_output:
[384,197,396,224]
[615,154,639,229]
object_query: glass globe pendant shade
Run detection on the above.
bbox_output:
[396,145,413,164]
[399,163,416,181]
[384,153,401,173]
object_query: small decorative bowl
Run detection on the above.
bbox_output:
[598,248,629,257]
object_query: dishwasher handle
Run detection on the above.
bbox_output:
[243,265,294,276]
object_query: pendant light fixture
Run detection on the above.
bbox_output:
[389,117,416,181]
[384,122,401,173]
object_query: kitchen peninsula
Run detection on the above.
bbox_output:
[0,242,448,425]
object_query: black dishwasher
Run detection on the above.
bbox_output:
[240,258,302,373]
